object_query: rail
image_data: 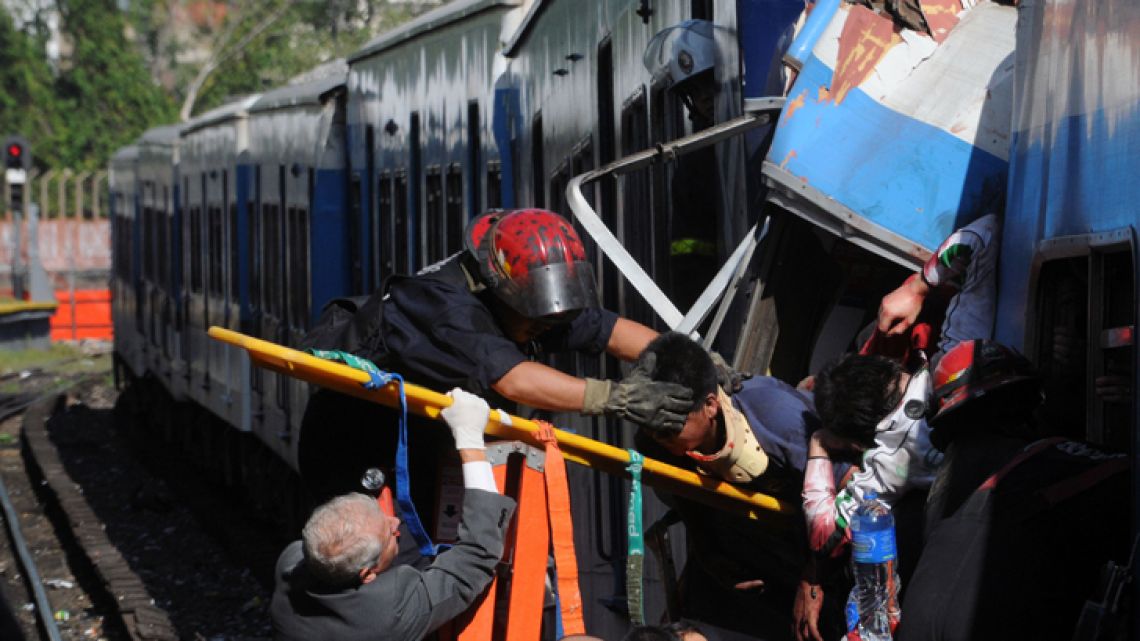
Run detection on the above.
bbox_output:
[565,96,785,344]
[208,327,796,520]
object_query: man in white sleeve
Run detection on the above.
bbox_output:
[270,389,516,641]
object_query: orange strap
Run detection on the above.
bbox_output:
[505,462,549,639]
[535,421,586,636]
[454,464,509,640]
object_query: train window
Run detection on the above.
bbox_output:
[467,101,482,217]
[209,203,224,297]
[141,205,153,283]
[410,112,422,269]
[531,113,544,207]
[225,170,237,303]
[1033,241,1136,451]
[445,163,464,255]
[262,203,278,318]
[691,0,713,20]
[620,89,656,326]
[161,187,171,291]
[597,38,617,233]
[190,204,202,293]
[229,202,239,302]
[487,160,502,209]
[249,166,261,331]
[377,172,393,279]
[394,170,409,274]
[288,206,311,331]
[364,126,375,293]
[425,165,443,264]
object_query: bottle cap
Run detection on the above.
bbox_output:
[863,491,878,501]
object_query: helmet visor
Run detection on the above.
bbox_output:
[495,260,599,319]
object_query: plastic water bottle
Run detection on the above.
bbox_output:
[847,491,900,641]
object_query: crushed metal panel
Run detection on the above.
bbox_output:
[764,1,1016,265]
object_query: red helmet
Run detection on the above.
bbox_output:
[931,339,1040,423]
[465,209,599,319]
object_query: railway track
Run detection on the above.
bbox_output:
[0,367,276,641]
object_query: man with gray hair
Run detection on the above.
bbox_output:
[270,388,515,640]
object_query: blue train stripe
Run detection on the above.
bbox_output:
[767,53,1008,251]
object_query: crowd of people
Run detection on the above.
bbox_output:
[267,18,1130,641]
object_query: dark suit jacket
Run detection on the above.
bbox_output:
[270,489,516,641]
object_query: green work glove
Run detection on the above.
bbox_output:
[581,353,694,433]
[710,350,751,393]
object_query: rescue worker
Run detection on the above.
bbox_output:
[898,340,1130,641]
[270,388,515,641]
[794,214,1001,641]
[300,208,705,501]
[630,331,849,639]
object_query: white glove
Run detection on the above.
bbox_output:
[440,388,490,451]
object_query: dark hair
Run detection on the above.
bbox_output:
[663,619,704,637]
[622,625,681,641]
[640,332,718,413]
[814,353,906,444]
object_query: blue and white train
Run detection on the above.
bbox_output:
[109,0,1139,636]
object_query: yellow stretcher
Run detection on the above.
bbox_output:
[208,327,795,520]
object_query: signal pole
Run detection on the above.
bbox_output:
[4,136,31,299]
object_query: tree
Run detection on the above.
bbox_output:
[54,0,175,170]
[0,10,63,170]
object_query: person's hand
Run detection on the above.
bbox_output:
[797,375,815,392]
[710,350,752,393]
[793,579,824,641]
[440,388,490,450]
[604,353,694,433]
[878,273,930,336]
[1096,375,1132,404]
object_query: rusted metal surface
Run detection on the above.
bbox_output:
[21,396,179,641]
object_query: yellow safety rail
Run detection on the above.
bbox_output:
[208,326,795,520]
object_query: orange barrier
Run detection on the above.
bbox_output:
[50,289,113,341]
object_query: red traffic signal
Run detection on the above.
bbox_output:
[3,135,30,170]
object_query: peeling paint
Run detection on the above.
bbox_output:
[781,90,808,125]
[922,0,963,43]
[818,85,831,102]
[830,5,901,105]
[778,149,798,170]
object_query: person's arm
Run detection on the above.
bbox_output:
[408,391,516,636]
[605,317,658,361]
[878,218,993,336]
[802,431,851,556]
[492,361,589,412]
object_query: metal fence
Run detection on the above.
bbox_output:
[0,170,110,220]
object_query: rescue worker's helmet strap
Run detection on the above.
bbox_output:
[931,339,1041,424]
[464,208,600,319]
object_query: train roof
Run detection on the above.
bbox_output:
[181,94,261,136]
[348,0,518,63]
[110,145,139,163]
[501,0,549,55]
[137,124,182,147]
[249,73,346,114]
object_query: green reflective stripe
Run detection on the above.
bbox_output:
[308,349,382,375]
[626,449,646,626]
[670,238,717,257]
[937,242,973,269]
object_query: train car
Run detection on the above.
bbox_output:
[179,96,259,426]
[134,124,185,397]
[734,0,1018,386]
[246,71,349,464]
[995,2,1138,629]
[108,144,142,377]
[345,0,514,293]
